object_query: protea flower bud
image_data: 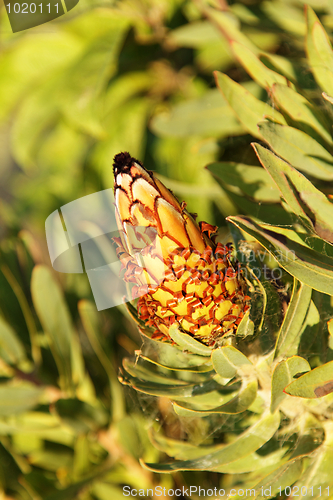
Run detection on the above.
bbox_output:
[113,152,249,347]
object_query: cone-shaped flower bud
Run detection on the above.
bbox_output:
[113,152,249,346]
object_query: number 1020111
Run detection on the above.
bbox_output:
[6,3,59,13]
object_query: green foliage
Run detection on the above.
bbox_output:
[2,0,333,498]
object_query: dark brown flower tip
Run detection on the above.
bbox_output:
[113,152,143,177]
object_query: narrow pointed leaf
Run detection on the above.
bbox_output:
[122,358,190,386]
[262,1,305,36]
[168,324,212,356]
[271,83,332,145]
[31,265,74,392]
[120,366,221,399]
[174,378,257,415]
[140,331,212,369]
[215,72,286,138]
[173,391,238,415]
[285,361,333,398]
[206,161,281,203]
[0,315,27,366]
[292,422,333,496]
[212,346,252,379]
[271,356,311,412]
[0,383,43,416]
[274,279,312,358]
[214,448,287,474]
[151,89,244,138]
[231,41,288,89]
[227,216,333,296]
[258,121,333,180]
[306,7,333,97]
[254,143,333,242]
[253,143,313,229]
[236,310,255,339]
[253,458,303,500]
[207,9,260,54]
[150,430,286,472]
[141,410,280,472]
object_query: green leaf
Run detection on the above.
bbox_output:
[149,428,221,460]
[0,383,43,416]
[306,7,333,97]
[168,324,212,356]
[140,331,212,370]
[274,279,312,359]
[236,310,255,339]
[258,121,333,181]
[151,89,244,138]
[122,358,194,386]
[262,1,306,36]
[215,72,286,138]
[79,300,125,422]
[58,15,130,137]
[174,386,240,412]
[168,21,223,47]
[12,79,59,172]
[0,315,27,367]
[285,361,333,398]
[224,187,292,226]
[211,346,252,379]
[227,216,333,296]
[293,188,333,244]
[230,224,282,340]
[141,410,280,472]
[292,421,333,496]
[207,9,260,54]
[253,143,313,229]
[298,300,321,358]
[254,142,333,243]
[43,473,107,500]
[0,31,81,125]
[54,398,108,433]
[231,41,288,89]
[214,448,287,474]
[31,265,75,392]
[207,160,281,203]
[174,377,257,415]
[271,83,332,145]
[253,458,303,500]
[91,483,125,500]
[0,412,75,446]
[260,53,299,83]
[120,362,221,399]
[271,356,311,412]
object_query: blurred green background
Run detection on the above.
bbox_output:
[1,0,333,498]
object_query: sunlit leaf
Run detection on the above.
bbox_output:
[151,89,244,138]
[215,72,286,138]
[142,411,280,472]
[271,356,311,412]
[274,279,312,358]
[258,121,333,181]
[285,361,333,398]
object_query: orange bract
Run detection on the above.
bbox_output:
[113,152,249,347]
